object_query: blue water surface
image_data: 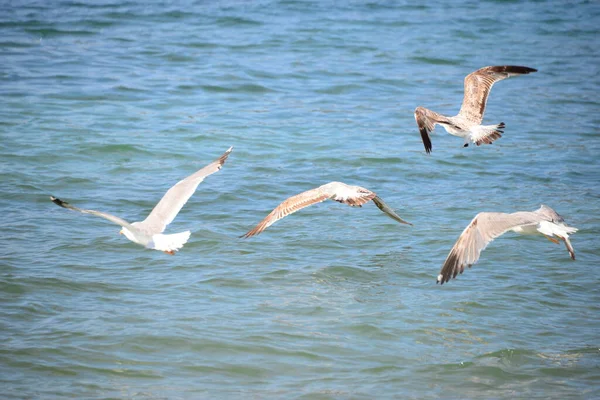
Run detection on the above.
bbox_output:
[1,1,599,398]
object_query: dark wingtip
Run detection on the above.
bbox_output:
[420,128,432,154]
[240,229,256,239]
[500,65,537,74]
[217,146,233,167]
[50,196,66,207]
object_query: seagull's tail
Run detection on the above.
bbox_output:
[472,123,505,146]
[150,231,191,253]
[538,221,578,260]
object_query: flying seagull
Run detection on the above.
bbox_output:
[414,65,537,154]
[437,205,577,284]
[242,181,411,238]
[51,147,233,254]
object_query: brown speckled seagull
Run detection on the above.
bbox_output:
[51,147,233,254]
[414,65,537,154]
[437,205,577,285]
[242,181,411,238]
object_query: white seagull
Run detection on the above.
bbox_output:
[242,181,411,238]
[437,205,577,284]
[51,147,232,254]
[414,65,537,154]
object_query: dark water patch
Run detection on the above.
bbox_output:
[214,16,263,27]
[452,29,479,39]
[366,77,413,88]
[184,363,270,378]
[259,269,292,282]
[0,280,28,295]
[17,276,130,295]
[24,28,97,37]
[0,40,38,48]
[113,85,146,93]
[313,265,379,281]
[476,348,539,365]
[60,1,138,9]
[344,323,396,339]
[110,36,136,43]
[314,84,365,95]
[158,53,197,63]
[77,143,152,155]
[182,41,220,49]
[410,56,462,66]
[200,83,275,93]
[0,20,47,29]
[197,277,258,289]
[360,364,405,374]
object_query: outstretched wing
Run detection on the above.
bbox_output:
[414,107,435,154]
[437,211,539,284]
[372,196,412,226]
[138,147,232,234]
[50,196,133,228]
[458,65,537,124]
[242,187,331,238]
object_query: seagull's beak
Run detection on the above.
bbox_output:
[119,229,123,235]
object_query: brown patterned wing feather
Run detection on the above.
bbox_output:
[458,66,537,124]
[242,188,331,238]
[414,107,435,154]
[437,211,539,284]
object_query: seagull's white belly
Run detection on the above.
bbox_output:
[511,224,540,235]
[122,225,151,246]
[440,123,469,137]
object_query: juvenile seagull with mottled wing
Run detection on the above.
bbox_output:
[242,181,411,238]
[51,147,233,254]
[414,65,537,154]
[437,205,577,285]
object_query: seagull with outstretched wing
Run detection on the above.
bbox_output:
[242,181,411,238]
[51,147,232,254]
[414,65,537,154]
[437,205,577,284]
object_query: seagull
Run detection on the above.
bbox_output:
[242,181,411,238]
[51,147,232,254]
[437,205,577,284]
[414,65,537,154]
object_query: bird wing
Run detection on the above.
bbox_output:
[50,196,134,229]
[137,147,232,234]
[414,107,436,154]
[458,65,537,124]
[242,186,332,238]
[437,211,540,284]
[371,196,412,226]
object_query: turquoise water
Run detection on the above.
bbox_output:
[1,1,599,398]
